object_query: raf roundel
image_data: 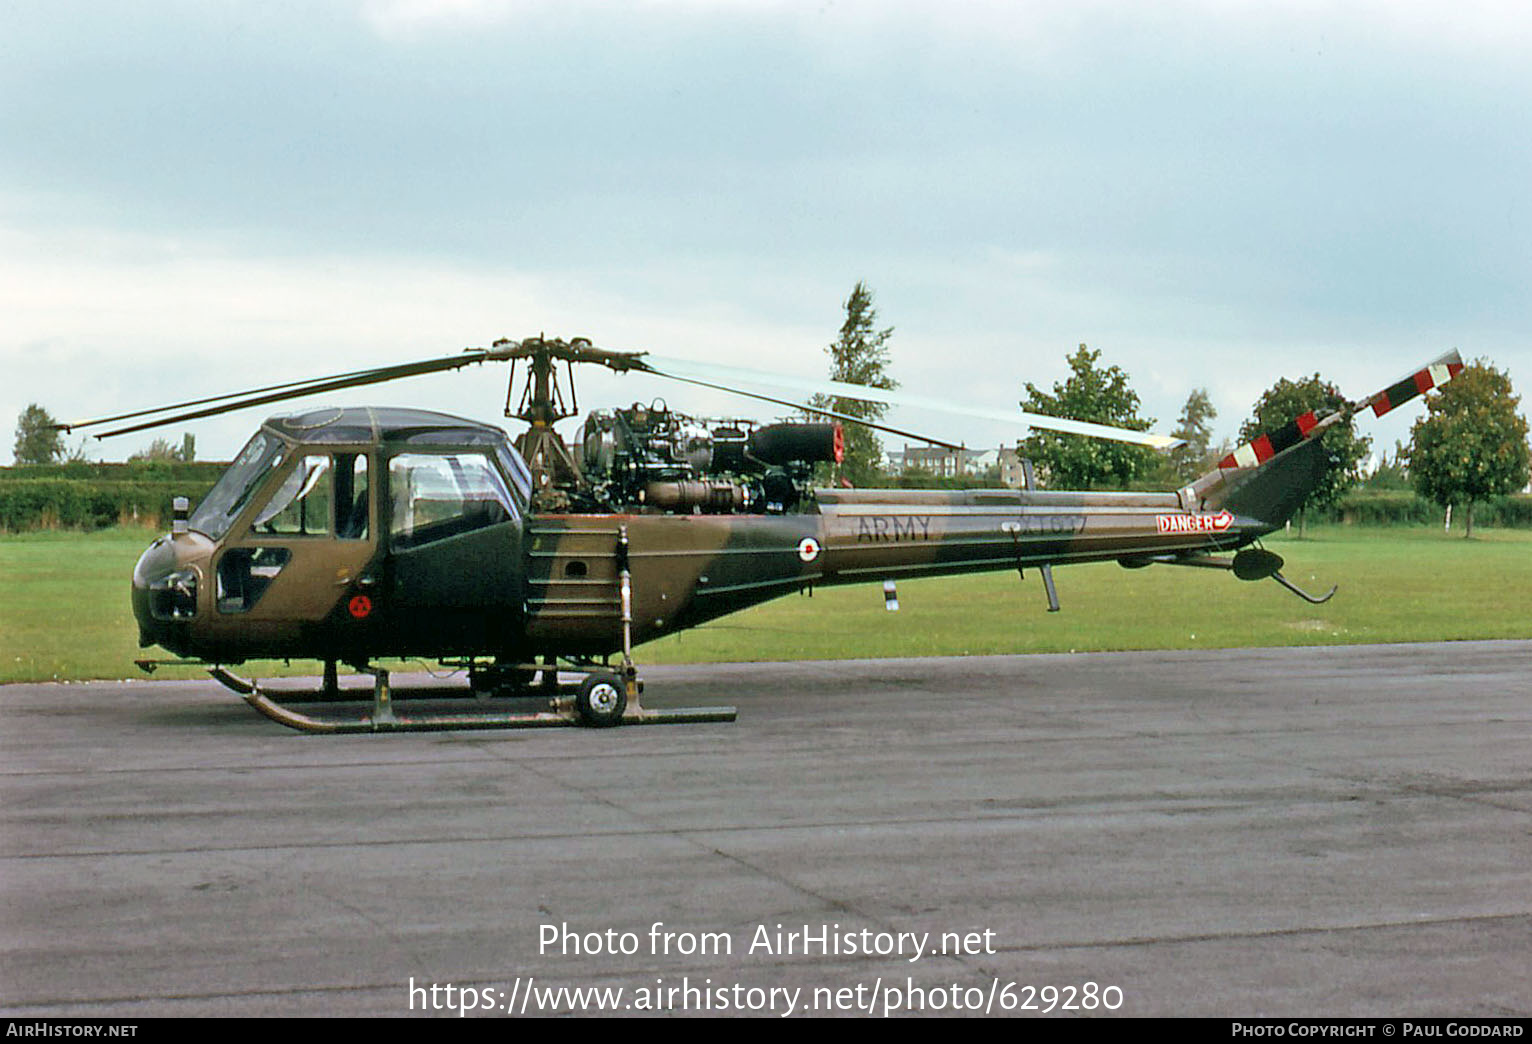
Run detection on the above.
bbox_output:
[797,537,821,563]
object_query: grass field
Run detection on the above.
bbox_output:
[2,525,1529,684]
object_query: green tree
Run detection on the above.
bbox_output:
[813,281,897,486]
[1240,374,1371,536]
[1167,387,1218,484]
[1363,441,1411,491]
[1020,344,1157,489]
[129,433,196,463]
[12,404,65,465]
[1407,360,1530,538]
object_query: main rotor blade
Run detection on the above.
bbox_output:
[54,363,431,433]
[65,336,652,439]
[647,369,966,451]
[639,354,1181,450]
[89,349,499,438]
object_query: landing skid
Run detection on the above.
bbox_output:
[208,666,737,734]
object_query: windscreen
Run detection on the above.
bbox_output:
[188,432,284,540]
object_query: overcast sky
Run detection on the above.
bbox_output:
[3,0,1529,465]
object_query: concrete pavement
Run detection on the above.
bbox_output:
[2,641,1529,1017]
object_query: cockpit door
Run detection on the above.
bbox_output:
[211,450,378,636]
[384,450,526,656]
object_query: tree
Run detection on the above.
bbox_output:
[1407,360,1530,538]
[129,433,196,463]
[12,404,65,466]
[813,281,897,486]
[1364,441,1412,491]
[1020,344,1157,489]
[1167,387,1218,484]
[1240,374,1370,535]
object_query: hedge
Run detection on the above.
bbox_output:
[1,468,1528,532]
[0,461,226,483]
[1325,491,1440,526]
[0,479,218,532]
[1316,491,1532,528]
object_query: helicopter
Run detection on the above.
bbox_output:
[57,337,1464,733]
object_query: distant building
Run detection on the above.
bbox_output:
[902,444,966,478]
[997,446,1024,488]
[885,444,1026,489]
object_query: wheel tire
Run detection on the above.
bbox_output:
[575,671,627,727]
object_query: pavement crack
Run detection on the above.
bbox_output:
[1000,910,1532,953]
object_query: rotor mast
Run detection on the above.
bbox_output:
[502,336,591,510]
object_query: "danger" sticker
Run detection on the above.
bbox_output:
[1157,510,1233,534]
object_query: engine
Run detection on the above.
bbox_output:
[578,401,843,514]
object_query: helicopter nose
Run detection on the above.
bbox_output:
[132,536,199,652]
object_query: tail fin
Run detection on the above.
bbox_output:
[1181,351,1465,524]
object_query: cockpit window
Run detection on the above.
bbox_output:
[335,454,370,539]
[188,432,283,541]
[495,443,533,505]
[390,452,517,549]
[247,452,371,539]
[256,455,332,535]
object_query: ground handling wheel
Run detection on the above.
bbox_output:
[575,671,627,727]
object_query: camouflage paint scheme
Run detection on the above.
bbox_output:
[132,404,1326,668]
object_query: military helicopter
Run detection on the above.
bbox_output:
[58,337,1464,733]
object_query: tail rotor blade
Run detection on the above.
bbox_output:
[1358,350,1465,419]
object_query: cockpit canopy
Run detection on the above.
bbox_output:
[188,407,532,542]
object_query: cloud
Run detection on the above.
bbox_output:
[2,1,1527,465]
[0,217,840,463]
